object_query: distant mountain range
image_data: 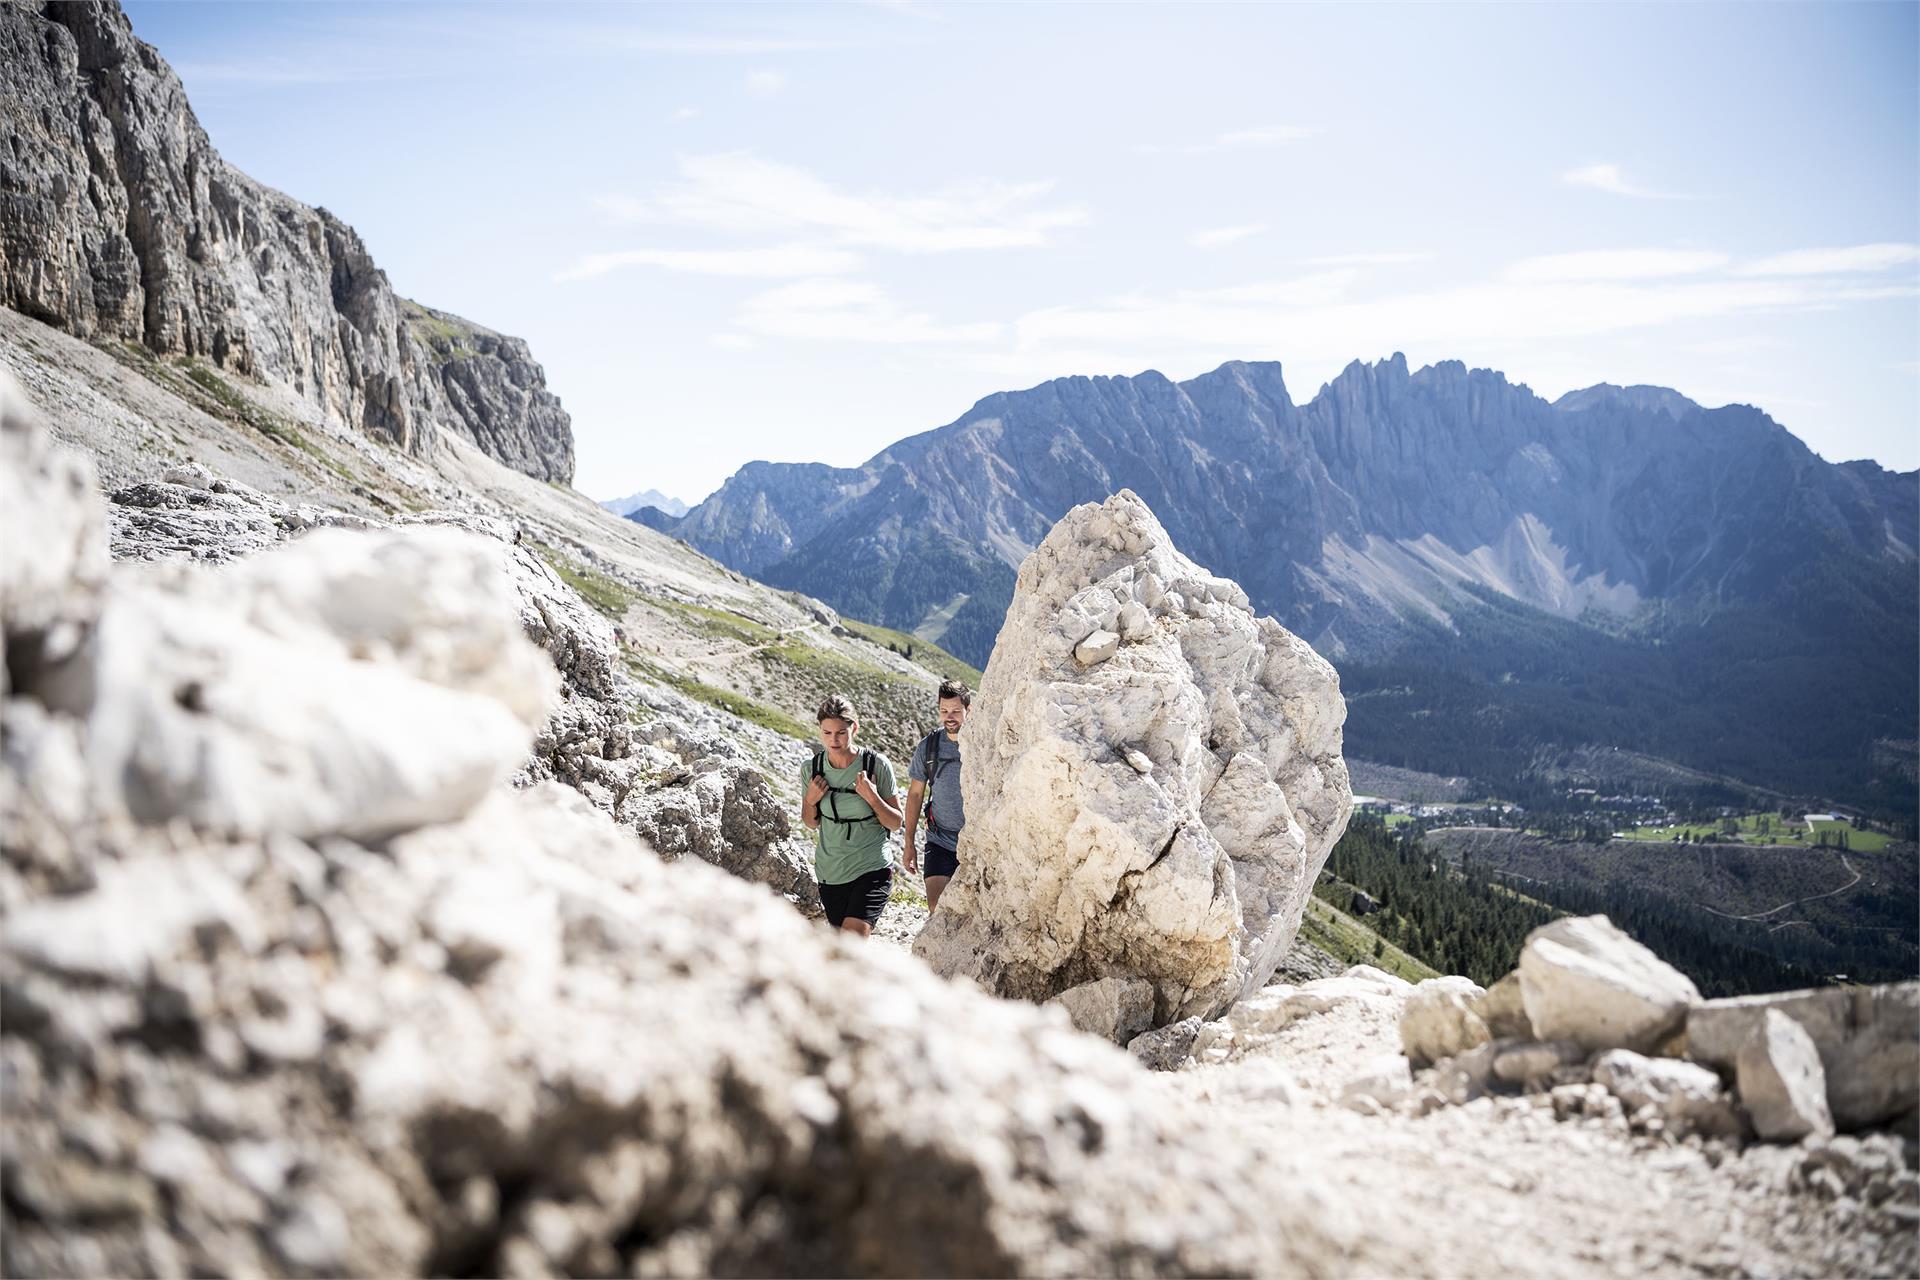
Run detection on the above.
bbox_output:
[639,355,1918,815]
[600,489,689,519]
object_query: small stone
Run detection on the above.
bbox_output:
[1592,1048,1743,1138]
[1688,983,1919,1130]
[1431,1041,1501,1106]
[1073,628,1121,665]
[1517,915,1700,1054]
[1342,1053,1414,1111]
[1128,1017,1204,1071]
[1048,976,1156,1045]
[162,462,214,490]
[1493,1040,1583,1086]
[1474,971,1534,1040]
[1738,1008,1836,1143]
[1401,976,1490,1068]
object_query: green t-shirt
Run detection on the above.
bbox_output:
[801,750,897,885]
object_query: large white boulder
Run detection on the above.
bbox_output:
[1516,915,1700,1054]
[913,492,1351,1030]
[1687,983,1919,1131]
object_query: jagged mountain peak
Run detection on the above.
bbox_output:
[1554,382,1702,420]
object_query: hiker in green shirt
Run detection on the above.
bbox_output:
[799,694,903,938]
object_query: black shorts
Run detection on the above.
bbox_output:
[924,841,959,879]
[819,867,892,928]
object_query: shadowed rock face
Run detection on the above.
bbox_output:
[914,491,1352,1035]
[0,0,574,483]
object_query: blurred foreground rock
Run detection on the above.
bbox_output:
[1,417,1361,1277]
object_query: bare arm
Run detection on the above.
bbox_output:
[800,775,827,831]
[855,772,905,832]
[902,780,927,871]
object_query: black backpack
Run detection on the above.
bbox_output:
[811,749,880,830]
[918,729,954,833]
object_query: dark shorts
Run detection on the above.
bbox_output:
[924,841,959,880]
[820,867,892,928]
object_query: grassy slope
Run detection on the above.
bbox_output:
[1298,896,1442,983]
[528,539,946,764]
[838,617,985,689]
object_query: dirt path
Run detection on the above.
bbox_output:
[1700,855,1862,922]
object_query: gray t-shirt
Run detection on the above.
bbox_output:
[909,731,964,848]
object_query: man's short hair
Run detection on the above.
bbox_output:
[816,694,858,725]
[937,679,972,707]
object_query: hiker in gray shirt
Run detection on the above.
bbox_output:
[903,679,970,913]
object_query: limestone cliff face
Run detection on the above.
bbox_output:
[403,302,574,484]
[0,0,574,483]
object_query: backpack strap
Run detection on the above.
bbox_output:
[919,730,947,789]
[814,749,880,829]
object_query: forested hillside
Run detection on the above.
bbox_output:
[1321,817,1910,995]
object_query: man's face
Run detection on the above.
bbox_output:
[938,697,968,736]
[818,717,854,754]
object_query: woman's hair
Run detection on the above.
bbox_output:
[816,694,858,725]
[937,680,972,708]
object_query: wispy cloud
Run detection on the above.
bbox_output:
[738,278,1002,344]
[858,0,950,20]
[1735,242,1920,276]
[1305,252,1432,268]
[1177,271,1358,308]
[596,153,1086,252]
[671,106,700,121]
[1506,249,1730,283]
[1010,261,1916,375]
[1189,224,1267,249]
[745,69,789,96]
[1139,125,1319,155]
[555,245,862,282]
[610,34,839,55]
[1211,125,1318,148]
[1561,163,1691,200]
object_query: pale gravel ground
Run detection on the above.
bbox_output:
[875,920,1917,1279]
[1167,997,1917,1279]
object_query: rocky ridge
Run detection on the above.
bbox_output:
[0,0,574,482]
[658,356,1917,666]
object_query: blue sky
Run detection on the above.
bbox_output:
[125,1,1918,503]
